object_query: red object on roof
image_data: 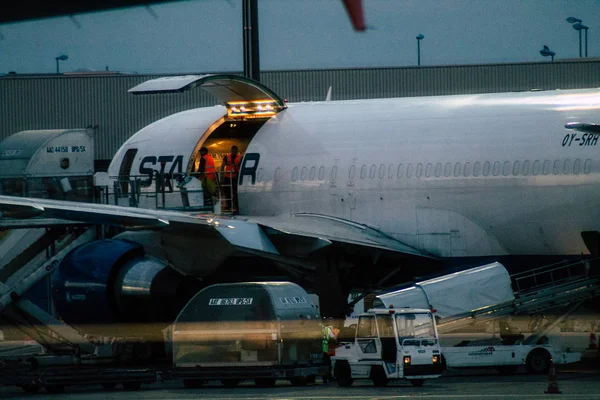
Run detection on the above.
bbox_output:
[341,0,366,32]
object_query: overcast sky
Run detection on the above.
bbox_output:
[0,0,599,74]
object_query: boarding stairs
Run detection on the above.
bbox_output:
[436,259,600,334]
[0,223,105,357]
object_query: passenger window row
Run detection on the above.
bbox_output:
[274,159,592,184]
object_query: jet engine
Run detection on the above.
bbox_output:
[52,238,202,337]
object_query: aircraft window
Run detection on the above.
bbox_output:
[473,162,481,177]
[274,167,281,182]
[360,165,367,179]
[257,168,264,182]
[542,160,550,175]
[463,162,471,177]
[584,159,592,174]
[553,160,561,175]
[309,166,316,180]
[492,161,500,176]
[301,167,308,180]
[331,166,338,181]
[503,161,510,176]
[318,166,325,180]
[292,167,298,181]
[454,162,461,177]
[388,164,395,179]
[369,164,376,179]
[512,161,520,176]
[482,161,490,176]
[379,164,385,179]
[349,165,356,180]
[425,163,432,178]
[406,164,414,178]
[532,160,541,175]
[574,159,581,174]
[522,160,530,175]
[397,164,404,178]
[563,159,571,174]
[415,163,423,178]
[443,163,451,177]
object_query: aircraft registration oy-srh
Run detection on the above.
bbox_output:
[1,74,599,325]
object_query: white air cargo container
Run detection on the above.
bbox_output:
[170,281,328,387]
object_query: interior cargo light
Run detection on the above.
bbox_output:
[404,356,411,365]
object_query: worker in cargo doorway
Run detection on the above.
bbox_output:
[221,145,242,213]
[195,147,217,207]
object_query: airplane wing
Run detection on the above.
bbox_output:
[0,195,432,261]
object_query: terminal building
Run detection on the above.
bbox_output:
[1,59,599,170]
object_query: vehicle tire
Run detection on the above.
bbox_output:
[46,384,65,394]
[101,382,117,390]
[183,379,204,388]
[122,382,142,391]
[20,384,41,393]
[221,379,241,388]
[334,361,353,387]
[497,365,519,375]
[290,376,308,386]
[306,375,316,384]
[410,379,425,387]
[525,349,550,374]
[254,378,276,387]
[370,365,389,387]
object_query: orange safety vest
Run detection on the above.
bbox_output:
[224,153,242,178]
[202,154,216,180]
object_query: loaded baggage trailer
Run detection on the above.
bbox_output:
[168,281,328,388]
[332,307,444,387]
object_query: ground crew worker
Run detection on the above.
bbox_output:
[196,147,217,206]
[221,145,242,212]
[322,320,337,383]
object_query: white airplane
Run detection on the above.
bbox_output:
[1,74,600,320]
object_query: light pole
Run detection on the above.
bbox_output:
[55,54,68,73]
[566,17,589,57]
[416,33,424,66]
[539,45,555,62]
[573,22,589,57]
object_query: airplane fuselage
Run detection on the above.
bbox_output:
[108,88,600,260]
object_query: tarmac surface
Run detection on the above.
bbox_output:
[1,362,599,400]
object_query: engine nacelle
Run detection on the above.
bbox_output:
[52,238,201,337]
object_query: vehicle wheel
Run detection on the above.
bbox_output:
[221,379,241,388]
[334,361,353,387]
[46,384,65,394]
[183,379,204,388]
[20,384,41,393]
[306,375,316,384]
[122,382,142,391]
[290,376,308,386]
[370,365,389,387]
[254,378,276,387]
[497,365,519,375]
[101,382,117,390]
[525,349,550,374]
[410,379,425,387]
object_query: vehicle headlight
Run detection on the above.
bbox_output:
[432,355,440,364]
[404,356,411,365]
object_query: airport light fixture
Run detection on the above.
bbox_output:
[566,17,589,57]
[416,33,424,66]
[55,54,68,73]
[539,45,555,62]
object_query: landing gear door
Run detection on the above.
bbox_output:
[128,74,287,116]
[356,315,382,359]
